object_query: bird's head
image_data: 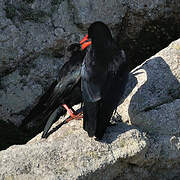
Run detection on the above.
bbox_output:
[81,21,113,50]
[67,43,81,52]
[88,21,112,40]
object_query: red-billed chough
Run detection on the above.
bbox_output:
[20,42,91,138]
[81,21,129,140]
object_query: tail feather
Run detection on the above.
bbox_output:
[83,101,98,137]
[42,106,65,138]
[83,100,111,139]
[95,101,114,139]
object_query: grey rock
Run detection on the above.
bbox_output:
[0,118,149,180]
[71,0,127,26]
[118,38,180,135]
[0,56,63,126]
[0,39,180,179]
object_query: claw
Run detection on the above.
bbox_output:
[66,112,83,123]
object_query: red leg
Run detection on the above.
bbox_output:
[62,104,83,123]
[62,104,75,117]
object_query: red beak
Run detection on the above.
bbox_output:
[80,34,92,50]
[81,41,92,50]
[80,34,89,44]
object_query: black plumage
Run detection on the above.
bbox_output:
[81,21,129,139]
[20,43,86,138]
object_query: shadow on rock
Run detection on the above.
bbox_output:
[128,57,180,135]
[0,120,29,150]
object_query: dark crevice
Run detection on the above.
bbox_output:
[0,120,29,150]
[117,17,180,70]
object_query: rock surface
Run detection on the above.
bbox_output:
[0,39,179,179]
[118,38,180,135]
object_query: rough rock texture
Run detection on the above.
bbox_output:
[118,38,180,136]
[0,39,179,179]
[0,0,180,129]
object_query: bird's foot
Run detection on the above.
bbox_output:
[66,112,83,123]
[62,104,83,123]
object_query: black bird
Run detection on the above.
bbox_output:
[42,41,92,138]
[81,21,129,140]
[20,42,91,138]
